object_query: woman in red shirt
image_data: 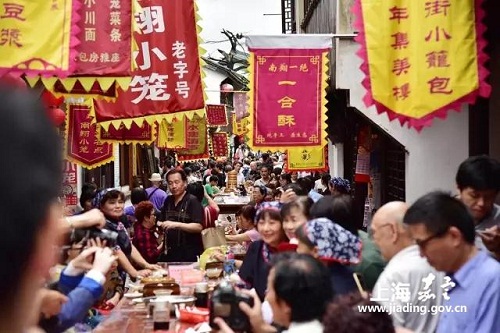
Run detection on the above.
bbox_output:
[133,201,163,264]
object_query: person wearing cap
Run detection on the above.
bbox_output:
[239,201,287,301]
[146,173,168,213]
[296,217,361,296]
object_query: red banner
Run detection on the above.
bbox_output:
[98,121,155,144]
[248,48,328,149]
[75,0,131,76]
[62,161,78,214]
[176,116,209,162]
[66,104,114,169]
[212,132,228,158]
[206,104,228,126]
[93,0,204,126]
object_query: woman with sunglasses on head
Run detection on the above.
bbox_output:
[133,201,163,264]
[94,189,161,280]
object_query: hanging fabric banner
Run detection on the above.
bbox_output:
[93,0,205,129]
[245,35,332,150]
[62,161,79,215]
[98,121,155,145]
[353,0,490,130]
[157,118,187,149]
[211,132,228,158]
[232,114,249,136]
[26,0,133,96]
[206,104,228,126]
[66,104,114,169]
[233,92,249,121]
[176,116,209,162]
[286,146,327,172]
[0,1,80,77]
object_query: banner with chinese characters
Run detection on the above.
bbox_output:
[98,121,155,144]
[176,115,209,162]
[286,146,327,172]
[211,132,228,158]
[0,1,80,77]
[234,92,249,121]
[25,0,133,97]
[232,114,249,136]
[62,160,79,215]
[245,35,331,150]
[206,104,228,126]
[93,0,205,129]
[353,0,490,130]
[66,104,114,169]
[157,118,187,149]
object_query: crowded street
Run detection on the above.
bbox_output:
[0,1,499,333]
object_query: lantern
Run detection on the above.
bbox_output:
[41,90,64,108]
[221,83,234,93]
[47,107,66,126]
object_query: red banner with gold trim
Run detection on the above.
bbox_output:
[93,0,205,128]
[75,0,131,76]
[353,0,490,130]
[176,116,209,162]
[66,104,114,169]
[245,35,332,150]
[212,132,228,158]
[206,104,228,126]
[98,121,155,144]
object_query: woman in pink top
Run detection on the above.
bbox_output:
[226,205,261,249]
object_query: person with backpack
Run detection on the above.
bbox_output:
[146,173,168,214]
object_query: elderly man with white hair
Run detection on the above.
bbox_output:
[371,201,444,333]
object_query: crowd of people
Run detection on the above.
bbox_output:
[1,85,500,333]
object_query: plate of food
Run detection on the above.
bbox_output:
[123,291,143,299]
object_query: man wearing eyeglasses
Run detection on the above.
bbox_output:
[371,201,443,333]
[404,192,500,333]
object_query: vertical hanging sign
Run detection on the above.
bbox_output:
[66,104,114,169]
[245,35,332,150]
[353,0,490,130]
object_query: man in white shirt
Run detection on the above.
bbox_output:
[371,202,443,333]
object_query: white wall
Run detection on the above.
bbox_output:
[197,0,282,103]
[336,39,469,203]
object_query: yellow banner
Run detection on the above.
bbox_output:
[286,146,327,172]
[232,114,249,136]
[0,1,77,76]
[157,118,187,149]
[355,0,490,129]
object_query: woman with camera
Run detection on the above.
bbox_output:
[214,253,333,333]
[94,189,161,279]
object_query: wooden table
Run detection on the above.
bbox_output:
[216,196,251,215]
[94,297,200,333]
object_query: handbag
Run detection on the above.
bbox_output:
[201,227,227,249]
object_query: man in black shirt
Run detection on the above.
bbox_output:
[158,169,204,262]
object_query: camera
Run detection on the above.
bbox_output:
[71,227,119,248]
[209,281,254,332]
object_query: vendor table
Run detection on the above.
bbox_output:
[94,297,202,333]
